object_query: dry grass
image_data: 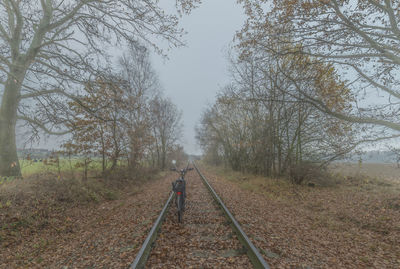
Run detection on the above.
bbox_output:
[330,162,400,182]
[207,166,296,202]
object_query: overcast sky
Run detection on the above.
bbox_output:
[17,1,246,153]
[152,1,246,154]
[14,1,399,153]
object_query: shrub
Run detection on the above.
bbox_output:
[289,161,331,185]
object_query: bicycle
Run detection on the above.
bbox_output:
[171,166,193,223]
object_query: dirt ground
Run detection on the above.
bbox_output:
[0,173,174,268]
[1,163,399,268]
[201,163,400,268]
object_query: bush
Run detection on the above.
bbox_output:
[289,161,331,185]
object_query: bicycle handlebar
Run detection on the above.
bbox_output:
[170,167,193,178]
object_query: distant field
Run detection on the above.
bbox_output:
[330,162,400,182]
[19,158,104,177]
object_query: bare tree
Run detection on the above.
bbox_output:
[119,43,158,170]
[150,96,183,170]
[197,48,358,177]
[0,0,199,176]
[388,146,400,168]
[238,0,400,132]
[64,74,127,177]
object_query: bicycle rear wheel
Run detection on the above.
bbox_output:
[178,210,182,223]
[177,195,183,223]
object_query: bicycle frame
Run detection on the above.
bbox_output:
[171,166,193,223]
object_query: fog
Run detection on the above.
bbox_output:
[16,0,246,155]
[152,0,245,154]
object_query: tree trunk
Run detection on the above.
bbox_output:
[84,159,88,181]
[102,150,106,173]
[100,125,106,173]
[161,147,166,170]
[0,76,22,177]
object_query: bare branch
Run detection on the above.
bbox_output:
[17,115,70,135]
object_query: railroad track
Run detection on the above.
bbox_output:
[130,162,270,269]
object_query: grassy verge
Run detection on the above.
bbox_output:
[205,163,400,197]
[204,165,311,202]
[19,158,126,178]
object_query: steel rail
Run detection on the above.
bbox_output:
[193,162,271,269]
[130,162,189,269]
[130,161,270,268]
[129,191,174,269]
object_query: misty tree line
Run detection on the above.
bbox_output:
[0,0,200,177]
[196,49,356,176]
[197,0,400,177]
[62,44,184,177]
[2,0,400,178]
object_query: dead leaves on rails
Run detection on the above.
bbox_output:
[146,171,252,268]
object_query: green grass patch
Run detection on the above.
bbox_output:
[19,158,107,178]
